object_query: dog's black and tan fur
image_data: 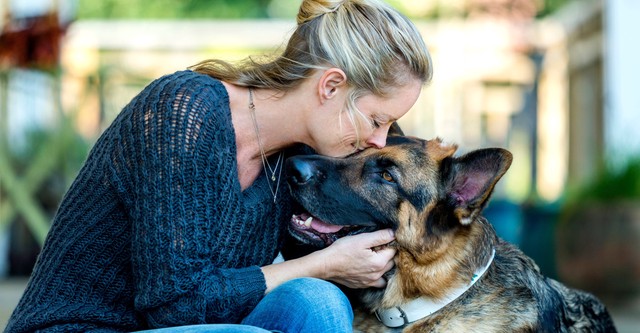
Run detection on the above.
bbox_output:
[285,136,616,332]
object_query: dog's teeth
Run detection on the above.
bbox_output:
[304,217,313,227]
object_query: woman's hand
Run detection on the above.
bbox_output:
[313,229,396,289]
[261,229,395,292]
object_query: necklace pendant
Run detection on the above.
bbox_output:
[249,89,282,204]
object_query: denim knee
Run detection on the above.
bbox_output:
[281,277,352,311]
[242,277,353,332]
[135,324,271,332]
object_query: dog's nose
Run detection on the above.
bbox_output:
[286,157,316,185]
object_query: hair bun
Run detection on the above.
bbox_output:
[297,0,346,25]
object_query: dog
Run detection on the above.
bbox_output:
[284,136,616,332]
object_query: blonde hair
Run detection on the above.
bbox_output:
[191,0,432,145]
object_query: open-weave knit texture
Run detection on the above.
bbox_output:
[6,70,295,332]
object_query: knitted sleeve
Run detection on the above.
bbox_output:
[109,71,267,327]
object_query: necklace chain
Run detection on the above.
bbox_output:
[249,88,284,203]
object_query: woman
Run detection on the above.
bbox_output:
[6,0,432,332]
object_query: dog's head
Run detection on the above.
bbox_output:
[286,136,512,249]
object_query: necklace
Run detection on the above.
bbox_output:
[249,88,284,203]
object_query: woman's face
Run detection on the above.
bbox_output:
[312,78,423,157]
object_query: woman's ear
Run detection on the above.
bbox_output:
[318,68,347,103]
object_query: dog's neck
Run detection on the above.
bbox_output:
[369,220,497,324]
[393,221,496,300]
[376,247,495,328]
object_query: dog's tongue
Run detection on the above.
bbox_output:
[311,218,344,233]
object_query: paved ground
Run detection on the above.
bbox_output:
[1,278,29,330]
[2,277,639,331]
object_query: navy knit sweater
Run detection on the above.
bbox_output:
[6,70,296,332]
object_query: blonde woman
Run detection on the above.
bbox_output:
[6,0,432,332]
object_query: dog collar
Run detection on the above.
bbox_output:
[375,248,495,328]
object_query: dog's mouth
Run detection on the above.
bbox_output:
[289,212,370,247]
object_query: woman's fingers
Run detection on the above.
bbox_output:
[371,277,387,288]
[354,229,395,248]
[317,229,397,289]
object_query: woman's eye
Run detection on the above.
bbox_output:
[381,171,394,183]
[371,118,381,128]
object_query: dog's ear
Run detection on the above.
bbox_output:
[445,148,512,225]
[388,122,405,136]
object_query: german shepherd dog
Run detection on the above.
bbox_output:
[285,135,616,332]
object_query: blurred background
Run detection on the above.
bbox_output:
[0,0,639,330]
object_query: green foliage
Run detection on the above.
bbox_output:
[76,0,573,21]
[537,0,574,18]
[77,0,274,19]
[566,158,640,203]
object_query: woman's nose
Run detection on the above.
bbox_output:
[365,126,389,149]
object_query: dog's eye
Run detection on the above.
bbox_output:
[381,171,395,183]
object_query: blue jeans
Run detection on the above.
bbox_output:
[137,278,354,333]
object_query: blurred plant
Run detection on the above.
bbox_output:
[389,0,572,20]
[537,0,575,18]
[565,158,640,204]
[77,0,273,19]
[76,0,575,20]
